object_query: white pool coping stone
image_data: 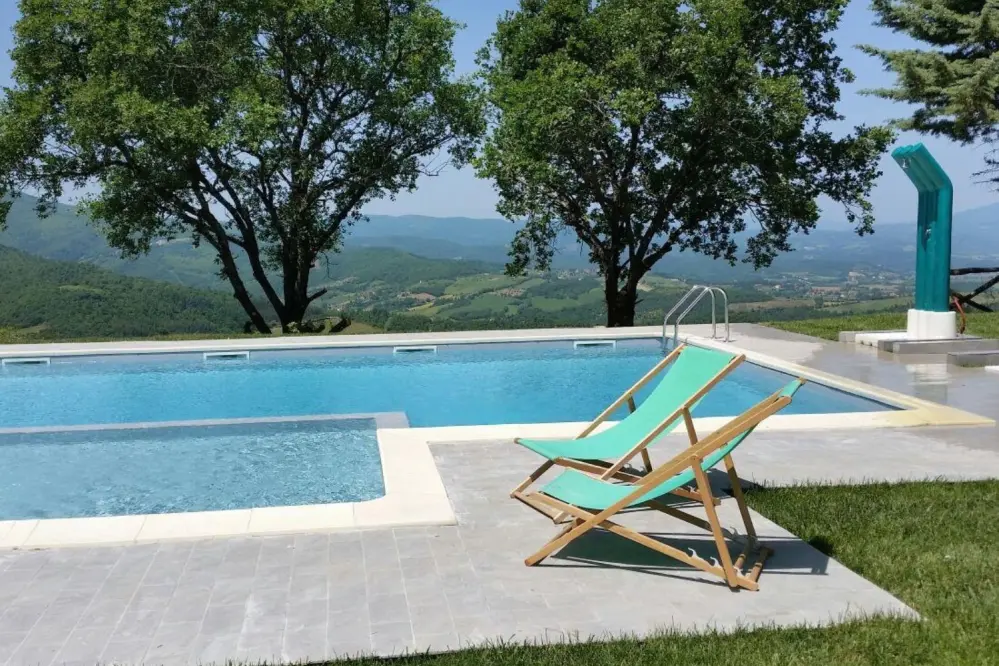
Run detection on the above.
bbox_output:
[0,326,991,550]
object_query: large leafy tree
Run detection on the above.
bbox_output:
[476,0,893,327]
[862,0,999,180]
[0,0,484,333]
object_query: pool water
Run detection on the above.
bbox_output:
[0,341,892,429]
[0,419,382,520]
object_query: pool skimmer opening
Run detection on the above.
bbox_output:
[573,340,617,350]
[1,357,52,367]
[393,345,439,355]
[203,351,251,362]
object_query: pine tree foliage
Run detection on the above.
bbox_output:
[862,0,999,180]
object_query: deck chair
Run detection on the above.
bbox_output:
[512,378,804,591]
[512,344,746,505]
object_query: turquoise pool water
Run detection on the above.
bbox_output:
[0,340,892,428]
[0,419,382,519]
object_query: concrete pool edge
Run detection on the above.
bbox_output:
[0,421,456,550]
[0,326,664,359]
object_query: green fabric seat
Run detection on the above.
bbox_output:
[539,379,804,511]
[516,345,741,461]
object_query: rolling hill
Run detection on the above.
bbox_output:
[5,194,999,289]
[0,245,248,340]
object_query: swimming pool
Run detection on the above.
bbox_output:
[0,339,892,429]
[0,418,383,520]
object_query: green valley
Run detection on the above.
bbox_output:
[0,245,247,341]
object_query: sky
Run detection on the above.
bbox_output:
[0,0,996,225]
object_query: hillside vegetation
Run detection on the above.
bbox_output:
[0,245,247,340]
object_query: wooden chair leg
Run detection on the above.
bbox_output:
[723,454,757,541]
[693,464,740,588]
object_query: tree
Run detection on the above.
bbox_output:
[0,0,484,333]
[862,1,999,181]
[475,0,893,327]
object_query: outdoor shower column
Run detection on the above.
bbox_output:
[892,143,957,340]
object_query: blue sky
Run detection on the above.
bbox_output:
[1,0,996,223]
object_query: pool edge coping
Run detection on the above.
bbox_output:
[0,326,664,359]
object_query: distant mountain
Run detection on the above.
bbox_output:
[349,214,520,247]
[0,244,247,340]
[348,204,999,276]
[3,194,999,290]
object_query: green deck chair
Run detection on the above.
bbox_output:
[514,379,805,591]
[512,344,746,502]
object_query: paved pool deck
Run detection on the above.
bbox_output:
[1,324,999,664]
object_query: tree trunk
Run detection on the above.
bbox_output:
[603,271,639,327]
[279,295,310,332]
[277,249,314,332]
[220,255,272,334]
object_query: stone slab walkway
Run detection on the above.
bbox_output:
[0,437,937,666]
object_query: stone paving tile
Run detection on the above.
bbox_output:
[0,633,28,665]
[9,640,62,666]
[190,632,240,665]
[201,603,244,637]
[108,608,164,643]
[100,638,151,664]
[145,620,200,662]
[127,584,174,612]
[55,624,116,665]
[3,431,994,664]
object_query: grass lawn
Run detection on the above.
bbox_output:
[0,320,384,344]
[766,311,999,341]
[336,480,999,665]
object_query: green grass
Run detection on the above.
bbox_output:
[530,288,605,312]
[821,296,912,314]
[443,293,521,317]
[0,321,383,344]
[326,480,999,665]
[766,311,999,341]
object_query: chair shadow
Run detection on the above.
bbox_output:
[544,528,830,581]
[534,476,834,587]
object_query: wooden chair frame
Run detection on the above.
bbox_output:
[511,345,746,513]
[513,389,794,591]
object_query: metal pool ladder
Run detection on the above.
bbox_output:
[662,285,730,350]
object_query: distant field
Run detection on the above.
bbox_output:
[444,275,526,297]
[730,298,814,312]
[529,288,604,312]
